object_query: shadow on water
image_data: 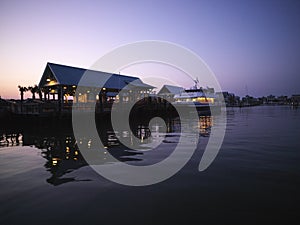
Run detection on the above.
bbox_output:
[0,115,213,186]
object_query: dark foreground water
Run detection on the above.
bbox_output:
[0,106,299,225]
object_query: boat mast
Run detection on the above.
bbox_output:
[193,78,199,89]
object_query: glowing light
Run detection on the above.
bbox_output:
[52,158,59,166]
[87,140,92,148]
[102,88,106,91]
[46,78,51,82]
[72,85,76,88]
[74,151,78,155]
[48,81,57,85]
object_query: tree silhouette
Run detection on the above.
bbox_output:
[18,85,28,102]
[36,85,43,100]
[28,85,39,100]
[18,85,28,113]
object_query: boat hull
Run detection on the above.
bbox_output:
[173,102,221,116]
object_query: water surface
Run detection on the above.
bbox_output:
[0,106,299,225]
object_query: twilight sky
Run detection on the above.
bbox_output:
[1,0,300,99]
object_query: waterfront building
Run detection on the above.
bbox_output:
[291,94,300,106]
[266,95,276,104]
[38,62,154,112]
[277,96,289,105]
[215,91,238,106]
[157,85,184,102]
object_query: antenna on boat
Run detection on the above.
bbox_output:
[193,77,199,89]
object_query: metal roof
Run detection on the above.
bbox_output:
[157,85,184,96]
[39,62,154,90]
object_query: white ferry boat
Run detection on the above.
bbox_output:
[173,80,220,115]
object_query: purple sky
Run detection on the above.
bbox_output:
[1,0,300,99]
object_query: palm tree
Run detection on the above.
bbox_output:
[18,85,28,113]
[36,85,43,100]
[28,85,39,100]
[18,85,28,102]
[28,86,34,99]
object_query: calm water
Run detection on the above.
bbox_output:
[0,106,299,225]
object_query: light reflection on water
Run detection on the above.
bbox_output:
[0,106,299,224]
[0,133,23,147]
[0,116,213,185]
